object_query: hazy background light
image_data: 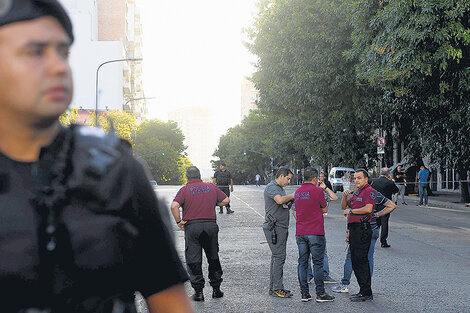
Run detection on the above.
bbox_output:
[138,0,257,138]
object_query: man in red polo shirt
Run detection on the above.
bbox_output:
[294,167,335,303]
[341,169,376,302]
[171,166,229,302]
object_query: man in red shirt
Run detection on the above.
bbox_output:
[171,166,229,302]
[341,169,376,301]
[294,167,335,303]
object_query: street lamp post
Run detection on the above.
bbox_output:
[123,96,156,111]
[95,58,143,125]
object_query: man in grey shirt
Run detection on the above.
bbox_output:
[263,167,295,298]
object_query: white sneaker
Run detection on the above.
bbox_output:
[332,284,349,293]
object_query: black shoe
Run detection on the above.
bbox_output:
[316,293,335,302]
[301,293,312,302]
[192,291,204,301]
[226,208,234,214]
[212,287,224,298]
[402,202,407,205]
[381,243,391,248]
[350,293,373,302]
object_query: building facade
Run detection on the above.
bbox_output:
[169,108,217,179]
[241,77,260,119]
[59,0,146,122]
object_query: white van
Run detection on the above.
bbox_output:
[329,167,355,192]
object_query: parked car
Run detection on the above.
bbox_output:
[149,180,158,188]
[329,167,355,192]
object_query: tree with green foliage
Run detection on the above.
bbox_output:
[86,110,138,146]
[246,0,378,170]
[59,107,79,126]
[348,0,470,201]
[134,119,190,185]
[213,110,274,183]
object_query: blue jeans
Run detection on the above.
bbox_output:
[340,228,379,285]
[307,244,329,280]
[419,182,428,205]
[296,235,325,295]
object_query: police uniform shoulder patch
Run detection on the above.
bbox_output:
[370,191,376,200]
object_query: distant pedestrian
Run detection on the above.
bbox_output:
[467,170,470,201]
[341,169,376,301]
[256,173,261,186]
[393,165,407,205]
[263,167,295,298]
[213,162,234,214]
[371,168,398,248]
[296,170,303,185]
[417,165,430,206]
[320,172,333,191]
[332,190,396,294]
[171,166,229,302]
[293,167,335,303]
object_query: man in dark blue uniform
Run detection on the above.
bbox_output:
[213,162,234,214]
[371,168,398,248]
[0,1,193,312]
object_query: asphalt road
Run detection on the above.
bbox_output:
[151,185,470,313]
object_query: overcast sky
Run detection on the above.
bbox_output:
[138,0,258,136]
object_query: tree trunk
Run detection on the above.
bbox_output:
[458,168,469,203]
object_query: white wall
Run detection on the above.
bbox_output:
[59,0,124,111]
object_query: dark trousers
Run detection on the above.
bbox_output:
[380,213,390,244]
[218,186,231,210]
[349,223,372,296]
[184,220,223,291]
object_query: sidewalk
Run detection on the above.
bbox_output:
[404,191,468,210]
[291,185,469,211]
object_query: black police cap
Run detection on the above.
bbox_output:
[0,0,73,42]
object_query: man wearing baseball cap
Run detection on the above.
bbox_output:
[0,1,193,312]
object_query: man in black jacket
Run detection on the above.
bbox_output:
[371,168,399,248]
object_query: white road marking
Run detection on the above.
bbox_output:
[232,194,264,218]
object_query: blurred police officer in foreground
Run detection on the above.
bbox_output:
[0,1,193,312]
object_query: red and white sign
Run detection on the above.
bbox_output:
[377,137,386,147]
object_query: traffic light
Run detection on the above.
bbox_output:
[161,151,165,156]
[243,149,247,156]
